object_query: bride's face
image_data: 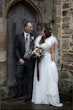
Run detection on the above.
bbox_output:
[41,29,45,38]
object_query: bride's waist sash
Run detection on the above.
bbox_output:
[44,51,51,55]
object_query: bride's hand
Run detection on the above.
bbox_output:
[37,44,42,48]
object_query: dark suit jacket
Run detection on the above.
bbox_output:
[14,32,35,61]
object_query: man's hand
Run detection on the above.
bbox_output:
[19,58,25,65]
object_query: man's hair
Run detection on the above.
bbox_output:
[24,21,32,28]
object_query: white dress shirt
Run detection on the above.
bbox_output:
[24,32,30,58]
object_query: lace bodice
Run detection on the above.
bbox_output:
[35,34,59,63]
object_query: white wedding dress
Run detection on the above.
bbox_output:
[32,35,63,107]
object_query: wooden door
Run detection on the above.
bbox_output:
[7,19,16,87]
[7,2,37,87]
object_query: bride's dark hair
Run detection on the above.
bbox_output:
[39,26,52,44]
[44,26,51,38]
[39,36,45,44]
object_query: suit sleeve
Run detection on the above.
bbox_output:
[14,35,21,60]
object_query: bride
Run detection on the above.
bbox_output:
[31,27,63,107]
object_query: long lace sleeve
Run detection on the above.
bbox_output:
[35,35,42,47]
[51,35,59,66]
[40,35,59,66]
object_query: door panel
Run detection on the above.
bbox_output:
[7,2,37,87]
[8,2,36,34]
[7,19,16,86]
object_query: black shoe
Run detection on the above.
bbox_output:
[24,95,31,102]
[13,94,23,99]
[27,96,31,101]
[23,95,27,102]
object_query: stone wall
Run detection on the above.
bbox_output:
[49,0,73,94]
[0,17,8,98]
[59,0,73,93]
[31,0,52,33]
[53,0,73,93]
[32,0,52,23]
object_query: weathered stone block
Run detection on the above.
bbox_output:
[0,51,6,62]
[70,8,73,15]
[0,28,6,50]
[62,35,70,38]
[62,0,70,2]
[52,0,61,5]
[59,69,73,93]
[56,6,61,16]
[62,23,69,29]
[1,86,9,98]
[63,3,71,9]
[59,77,72,93]
[62,39,69,49]
[62,53,73,62]
[62,29,72,34]
[59,70,69,78]
[0,62,6,78]
[0,78,9,99]
[62,17,70,22]
[62,10,68,16]
[72,34,73,39]
[55,17,61,23]
[70,42,73,46]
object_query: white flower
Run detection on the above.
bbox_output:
[31,36,34,41]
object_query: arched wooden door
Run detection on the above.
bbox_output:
[7,1,37,87]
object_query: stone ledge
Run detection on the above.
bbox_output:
[0,50,6,62]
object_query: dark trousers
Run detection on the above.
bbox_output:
[15,58,34,97]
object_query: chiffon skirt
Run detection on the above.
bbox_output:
[32,53,63,107]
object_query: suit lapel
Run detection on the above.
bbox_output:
[22,33,25,48]
[30,34,34,49]
[22,32,34,49]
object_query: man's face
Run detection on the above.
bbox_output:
[25,22,33,33]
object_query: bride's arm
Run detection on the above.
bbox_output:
[38,42,50,50]
[35,35,41,47]
[50,44,55,61]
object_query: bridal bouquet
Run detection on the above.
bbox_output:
[29,46,44,59]
[29,46,44,81]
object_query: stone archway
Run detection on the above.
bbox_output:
[6,0,42,88]
[5,0,42,22]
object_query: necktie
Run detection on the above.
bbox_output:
[26,34,28,42]
[24,34,30,58]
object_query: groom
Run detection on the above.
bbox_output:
[14,21,35,101]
